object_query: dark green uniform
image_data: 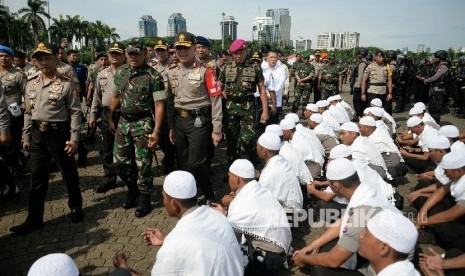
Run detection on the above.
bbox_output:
[292,61,314,113]
[220,60,263,164]
[113,63,165,195]
[319,63,340,100]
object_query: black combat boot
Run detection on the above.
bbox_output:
[135,194,152,218]
[122,188,140,209]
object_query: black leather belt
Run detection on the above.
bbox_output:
[32,120,68,132]
[370,83,386,86]
[175,106,211,119]
[120,111,152,122]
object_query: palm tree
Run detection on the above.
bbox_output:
[107,27,120,44]
[18,0,50,45]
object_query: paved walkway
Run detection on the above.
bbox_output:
[1,85,464,275]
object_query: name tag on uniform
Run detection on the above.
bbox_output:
[188,73,201,81]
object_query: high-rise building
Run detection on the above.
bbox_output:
[138,15,157,37]
[402,47,409,54]
[295,39,311,52]
[167,13,187,37]
[252,17,273,44]
[265,8,291,47]
[417,44,425,53]
[220,15,238,41]
[316,32,360,50]
[426,47,431,53]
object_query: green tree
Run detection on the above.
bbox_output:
[17,0,50,45]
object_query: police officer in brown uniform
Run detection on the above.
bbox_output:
[10,43,83,235]
[89,42,126,193]
[361,50,393,113]
[0,45,26,197]
[0,85,12,196]
[166,32,223,201]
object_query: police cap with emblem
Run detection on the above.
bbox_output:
[108,42,125,54]
[32,42,57,58]
[174,32,196,48]
[154,39,169,50]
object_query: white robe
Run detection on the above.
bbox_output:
[259,155,304,209]
[340,183,399,270]
[151,206,246,276]
[423,113,440,130]
[294,124,325,166]
[228,180,292,253]
[338,101,355,120]
[314,122,337,138]
[418,125,439,152]
[322,110,341,133]
[377,260,420,276]
[352,159,396,204]
[350,136,390,178]
[368,127,403,161]
[382,110,397,133]
[329,104,350,124]
[280,142,313,185]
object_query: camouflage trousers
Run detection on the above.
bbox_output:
[292,84,311,113]
[321,89,337,100]
[225,100,259,164]
[113,116,154,194]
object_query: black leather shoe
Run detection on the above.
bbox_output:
[135,194,152,218]
[70,208,84,223]
[96,182,117,194]
[122,190,139,209]
[10,220,43,235]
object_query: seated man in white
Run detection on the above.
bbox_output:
[339,122,391,180]
[317,100,341,136]
[308,113,338,157]
[439,125,465,152]
[144,171,246,276]
[328,95,350,124]
[334,94,355,121]
[280,118,325,179]
[369,98,396,135]
[212,159,292,276]
[358,116,407,179]
[265,124,313,187]
[293,158,398,275]
[257,132,303,209]
[359,210,420,276]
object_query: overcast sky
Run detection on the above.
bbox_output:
[5,0,465,51]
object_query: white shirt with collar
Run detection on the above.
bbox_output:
[262,60,286,108]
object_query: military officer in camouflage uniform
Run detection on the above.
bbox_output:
[0,45,27,198]
[10,43,83,235]
[419,50,450,123]
[89,42,126,193]
[361,51,393,112]
[318,55,342,100]
[166,32,223,201]
[109,40,165,218]
[292,53,314,113]
[219,39,268,165]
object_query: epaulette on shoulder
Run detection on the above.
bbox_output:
[58,74,72,82]
[168,63,179,70]
[27,73,40,82]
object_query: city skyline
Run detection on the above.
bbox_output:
[4,0,465,51]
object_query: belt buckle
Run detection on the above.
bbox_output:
[39,122,48,132]
[180,109,189,118]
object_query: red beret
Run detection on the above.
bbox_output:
[229,39,247,53]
